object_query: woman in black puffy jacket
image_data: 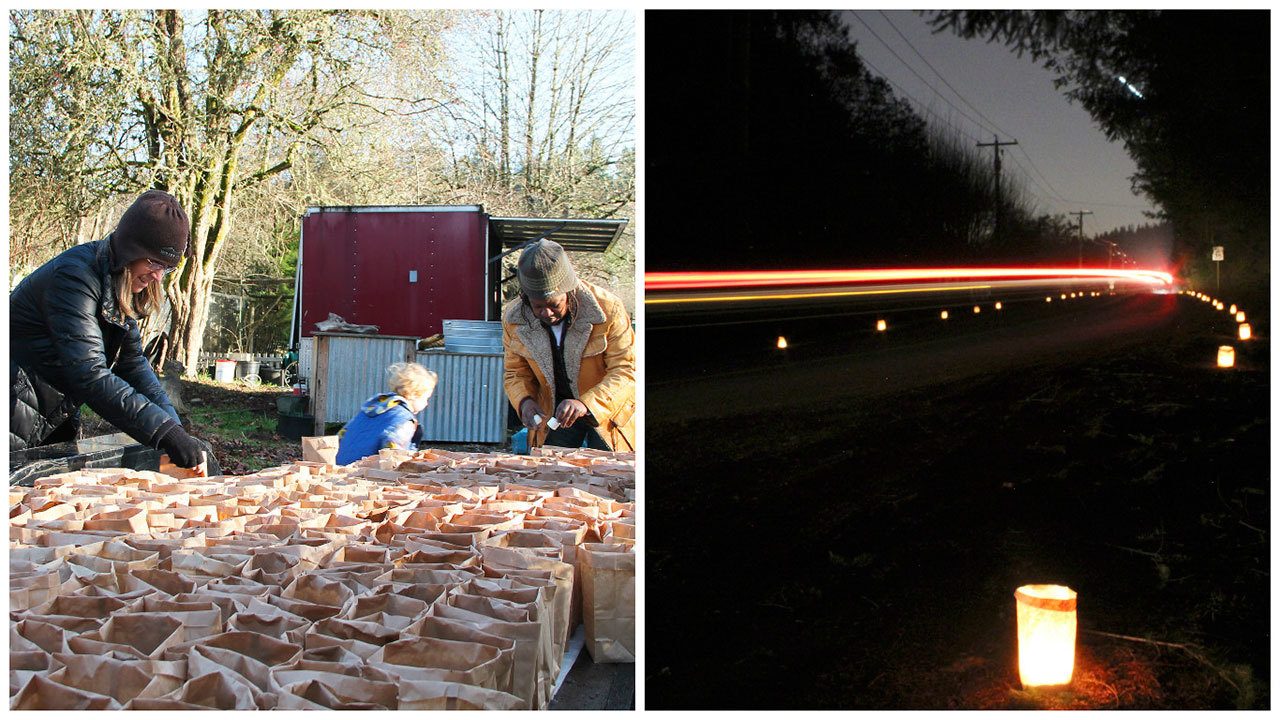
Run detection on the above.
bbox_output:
[10,190,206,468]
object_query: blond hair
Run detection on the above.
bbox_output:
[388,362,438,402]
[114,265,164,320]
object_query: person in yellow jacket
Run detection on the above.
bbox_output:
[502,239,635,451]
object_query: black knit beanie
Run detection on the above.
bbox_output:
[109,190,190,272]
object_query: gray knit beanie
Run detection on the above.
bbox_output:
[517,239,578,299]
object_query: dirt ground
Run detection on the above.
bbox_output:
[83,379,505,474]
[646,295,1269,709]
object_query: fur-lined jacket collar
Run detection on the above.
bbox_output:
[502,281,607,399]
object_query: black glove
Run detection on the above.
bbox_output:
[158,424,204,469]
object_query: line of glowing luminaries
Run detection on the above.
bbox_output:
[1178,289,1253,367]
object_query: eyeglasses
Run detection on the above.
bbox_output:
[144,258,178,277]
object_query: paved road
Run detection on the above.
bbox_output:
[649,293,1186,423]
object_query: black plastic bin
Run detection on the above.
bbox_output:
[277,413,314,441]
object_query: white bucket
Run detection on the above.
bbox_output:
[214,359,237,383]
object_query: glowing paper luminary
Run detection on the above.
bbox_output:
[1045,297,1052,303]
[1015,584,1078,688]
[776,336,788,350]
[973,305,981,314]
[1060,294,1067,300]
[995,302,1003,310]
[1238,323,1252,341]
[940,310,950,320]
[1229,304,1238,314]
[1217,345,1235,368]
[876,319,887,332]
[1236,311,1246,323]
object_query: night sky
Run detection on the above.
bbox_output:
[843,10,1160,236]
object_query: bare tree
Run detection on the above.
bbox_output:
[10,9,452,374]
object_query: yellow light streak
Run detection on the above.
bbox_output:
[645,284,996,305]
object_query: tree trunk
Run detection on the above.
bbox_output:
[523,10,543,194]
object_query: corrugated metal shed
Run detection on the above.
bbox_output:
[443,319,504,354]
[310,333,418,431]
[416,350,507,443]
[489,216,628,254]
[307,333,508,444]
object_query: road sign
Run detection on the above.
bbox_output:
[1212,246,1224,261]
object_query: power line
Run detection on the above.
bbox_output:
[869,11,1078,207]
[1003,153,1067,210]
[877,10,1015,139]
[1013,146,1072,204]
[852,12,1161,220]
[856,53,982,144]
[849,12,995,141]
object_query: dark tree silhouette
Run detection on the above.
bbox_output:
[929,10,1269,290]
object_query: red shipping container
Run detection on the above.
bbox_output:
[297,206,494,340]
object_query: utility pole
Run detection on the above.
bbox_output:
[977,135,1018,243]
[1071,210,1093,267]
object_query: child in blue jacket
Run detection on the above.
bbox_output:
[335,362,438,465]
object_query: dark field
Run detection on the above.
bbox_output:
[646,292,1269,709]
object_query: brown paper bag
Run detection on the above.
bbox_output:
[305,617,402,660]
[373,566,483,589]
[274,678,387,709]
[397,679,524,710]
[481,544,575,651]
[9,649,54,698]
[66,567,161,599]
[282,571,356,608]
[227,610,310,645]
[368,636,504,691]
[578,542,635,663]
[10,569,66,611]
[168,548,249,580]
[123,605,223,642]
[186,644,277,696]
[429,601,549,709]
[129,567,198,595]
[269,662,400,709]
[11,618,77,655]
[161,669,261,710]
[14,612,103,637]
[412,615,518,698]
[345,591,432,624]
[185,630,305,669]
[45,653,155,705]
[123,697,209,709]
[10,674,122,710]
[397,545,480,567]
[26,593,130,621]
[301,435,341,464]
[299,644,367,666]
[68,612,186,661]
[264,593,346,622]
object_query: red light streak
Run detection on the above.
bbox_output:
[646,267,1174,291]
